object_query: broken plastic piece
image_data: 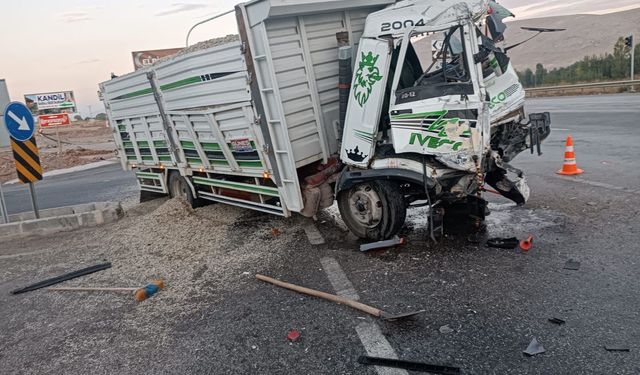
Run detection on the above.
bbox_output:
[564,259,581,271]
[520,235,534,251]
[360,236,405,252]
[439,325,454,334]
[523,338,545,356]
[548,318,566,325]
[487,237,519,249]
[604,344,630,352]
[286,329,301,342]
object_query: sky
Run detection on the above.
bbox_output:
[0,0,638,117]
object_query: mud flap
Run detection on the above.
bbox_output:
[528,112,551,156]
[485,152,530,205]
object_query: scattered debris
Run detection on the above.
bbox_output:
[487,237,520,249]
[519,235,534,251]
[256,274,425,321]
[304,224,326,245]
[10,263,112,295]
[523,338,546,356]
[360,236,405,252]
[604,344,630,352]
[564,259,581,271]
[271,228,282,237]
[286,329,301,342]
[48,279,165,302]
[439,325,455,334]
[357,356,461,375]
[548,318,566,325]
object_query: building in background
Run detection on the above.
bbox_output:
[132,48,182,71]
[0,79,11,147]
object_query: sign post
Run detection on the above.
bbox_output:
[3,102,43,219]
[38,114,70,154]
[0,183,8,223]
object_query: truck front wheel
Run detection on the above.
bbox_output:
[337,181,406,241]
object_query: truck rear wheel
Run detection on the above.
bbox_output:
[337,181,406,241]
[168,172,205,208]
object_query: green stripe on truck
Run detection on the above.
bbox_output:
[192,177,279,197]
[136,172,162,179]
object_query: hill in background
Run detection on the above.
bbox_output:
[503,7,640,71]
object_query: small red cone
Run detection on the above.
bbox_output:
[520,235,533,251]
[557,136,584,175]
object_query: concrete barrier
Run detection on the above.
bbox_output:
[0,202,123,239]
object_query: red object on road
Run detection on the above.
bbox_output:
[520,235,534,251]
[286,329,301,342]
[38,114,71,128]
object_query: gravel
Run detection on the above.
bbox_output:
[152,34,240,66]
[0,198,309,374]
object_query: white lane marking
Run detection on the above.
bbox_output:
[356,321,409,375]
[555,175,639,194]
[320,257,407,375]
[0,249,52,260]
[320,257,359,301]
[552,128,572,131]
[304,223,326,245]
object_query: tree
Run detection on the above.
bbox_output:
[95,113,107,121]
[523,68,535,87]
[516,36,636,85]
[74,115,83,121]
[535,63,547,86]
[612,37,631,78]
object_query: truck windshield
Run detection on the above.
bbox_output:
[395,25,474,104]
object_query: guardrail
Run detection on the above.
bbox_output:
[525,80,639,97]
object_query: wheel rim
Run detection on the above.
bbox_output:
[170,177,188,199]
[348,184,383,228]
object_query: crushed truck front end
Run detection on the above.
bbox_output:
[336,0,551,241]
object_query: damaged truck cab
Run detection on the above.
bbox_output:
[336,0,550,240]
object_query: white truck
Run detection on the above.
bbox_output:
[100,0,550,241]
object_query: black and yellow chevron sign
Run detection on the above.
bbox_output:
[10,138,43,183]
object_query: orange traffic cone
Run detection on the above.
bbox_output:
[557,135,584,175]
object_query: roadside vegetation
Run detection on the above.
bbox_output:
[517,37,640,87]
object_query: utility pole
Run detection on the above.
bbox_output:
[626,35,635,92]
[631,35,635,92]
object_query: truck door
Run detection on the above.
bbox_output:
[340,38,393,168]
[389,23,490,172]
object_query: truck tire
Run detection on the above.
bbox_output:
[168,172,206,208]
[337,180,406,241]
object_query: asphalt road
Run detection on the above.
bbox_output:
[1,163,138,215]
[1,93,639,374]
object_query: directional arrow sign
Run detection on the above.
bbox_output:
[3,102,35,141]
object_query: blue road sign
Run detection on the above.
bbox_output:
[3,102,35,142]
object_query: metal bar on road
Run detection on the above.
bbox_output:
[28,182,40,219]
